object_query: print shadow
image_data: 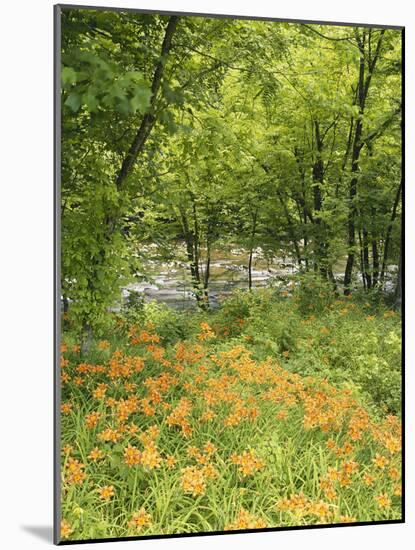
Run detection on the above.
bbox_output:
[21,525,53,543]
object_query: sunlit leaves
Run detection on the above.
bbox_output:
[60,8,402,335]
[62,51,152,114]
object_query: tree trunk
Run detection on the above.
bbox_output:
[372,238,379,288]
[358,230,367,291]
[362,227,372,289]
[344,29,385,294]
[178,207,204,306]
[248,209,258,290]
[203,239,211,306]
[311,120,330,278]
[380,178,402,286]
[277,191,302,265]
[115,16,179,190]
[343,128,363,292]
[248,249,253,290]
[394,248,402,310]
[76,17,180,343]
[80,322,93,357]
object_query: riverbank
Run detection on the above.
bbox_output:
[119,244,398,311]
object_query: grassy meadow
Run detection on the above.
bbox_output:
[59,288,402,541]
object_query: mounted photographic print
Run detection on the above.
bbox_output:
[54,3,404,544]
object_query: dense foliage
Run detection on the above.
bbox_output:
[59,7,402,541]
[60,9,402,336]
[60,291,401,541]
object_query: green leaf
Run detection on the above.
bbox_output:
[130,86,152,113]
[61,67,77,87]
[65,92,81,112]
[83,91,99,112]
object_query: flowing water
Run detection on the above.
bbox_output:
[62,242,397,312]
[122,245,299,310]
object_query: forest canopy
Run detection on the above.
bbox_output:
[60,9,402,335]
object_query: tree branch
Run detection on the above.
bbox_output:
[115,16,179,190]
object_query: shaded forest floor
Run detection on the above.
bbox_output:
[59,286,402,541]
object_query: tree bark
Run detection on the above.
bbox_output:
[394,247,402,310]
[362,227,372,289]
[78,17,180,343]
[80,321,93,357]
[343,29,385,294]
[115,16,179,191]
[204,243,211,291]
[178,197,211,310]
[277,191,302,265]
[343,48,365,293]
[248,209,258,290]
[380,178,402,286]
[358,230,367,291]
[311,120,331,278]
[178,208,201,299]
[372,237,379,288]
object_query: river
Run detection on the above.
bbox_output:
[122,245,299,310]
